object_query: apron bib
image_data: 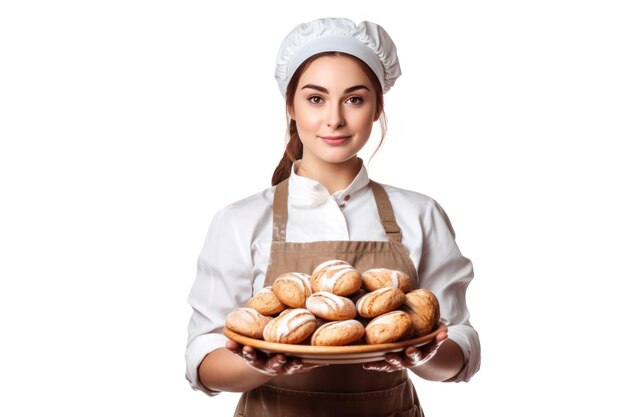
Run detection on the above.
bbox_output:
[234,180,424,417]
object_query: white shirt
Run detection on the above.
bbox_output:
[186,162,481,395]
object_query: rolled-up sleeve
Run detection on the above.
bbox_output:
[185,205,254,396]
[418,199,481,382]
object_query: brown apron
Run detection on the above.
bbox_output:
[234,179,424,417]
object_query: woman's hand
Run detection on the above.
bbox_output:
[226,340,328,376]
[363,332,448,372]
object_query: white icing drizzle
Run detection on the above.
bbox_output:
[323,319,360,331]
[307,292,344,314]
[278,273,311,293]
[370,311,404,326]
[275,308,314,342]
[366,268,400,288]
[375,287,395,295]
[312,259,347,275]
[240,307,261,324]
[293,273,312,292]
[321,265,353,292]
[357,287,396,314]
[313,320,362,344]
[390,270,400,288]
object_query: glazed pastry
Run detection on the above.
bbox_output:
[355,287,406,318]
[246,287,287,316]
[311,319,365,346]
[272,272,312,308]
[305,292,357,321]
[362,268,411,293]
[262,308,317,344]
[364,310,413,344]
[311,260,362,296]
[403,289,440,336]
[225,307,272,339]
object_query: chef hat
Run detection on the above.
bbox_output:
[275,17,401,97]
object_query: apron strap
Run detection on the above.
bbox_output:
[272,179,289,242]
[370,181,403,242]
[272,178,402,243]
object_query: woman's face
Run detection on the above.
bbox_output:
[290,55,379,167]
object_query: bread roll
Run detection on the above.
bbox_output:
[262,308,317,344]
[403,289,440,336]
[311,319,365,346]
[356,287,406,318]
[362,268,411,293]
[311,260,362,296]
[364,310,413,344]
[305,292,357,321]
[272,272,312,308]
[225,307,272,339]
[246,287,287,316]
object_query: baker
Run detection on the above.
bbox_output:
[185,17,481,417]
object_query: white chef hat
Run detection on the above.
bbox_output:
[275,17,401,97]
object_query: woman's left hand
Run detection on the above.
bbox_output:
[363,332,448,372]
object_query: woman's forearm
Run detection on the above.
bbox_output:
[198,348,273,393]
[411,339,465,381]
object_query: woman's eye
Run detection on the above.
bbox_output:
[308,96,324,104]
[346,96,363,104]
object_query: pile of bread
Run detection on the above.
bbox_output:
[225,260,440,346]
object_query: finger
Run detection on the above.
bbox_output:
[363,360,395,372]
[403,346,423,367]
[267,354,287,373]
[225,340,242,355]
[384,353,403,366]
[414,340,445,367]
[414,351,437,367]
[299,362,330,373]
[283,359,304,374]
[434,332,448,344]
[242,346,260,365]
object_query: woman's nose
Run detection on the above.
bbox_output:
[326,103,345,128]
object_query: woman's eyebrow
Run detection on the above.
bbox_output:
[301,84,370,93]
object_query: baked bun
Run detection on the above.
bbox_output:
[365,310,413,344]
[246,287,287,316]
[362,268,411,293]
[305,292,357,321]
[272,272,312,308]
[356,287,406,318]
[262,308,317,344]
[311,319,365,346]
[225,307,272,339]
[403,289,440,336]
[311,260,362,296]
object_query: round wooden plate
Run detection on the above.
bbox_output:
[223,322,447,364]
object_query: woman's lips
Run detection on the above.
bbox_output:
[320,135,351,146]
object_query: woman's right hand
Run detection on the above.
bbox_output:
[226,340,327,376]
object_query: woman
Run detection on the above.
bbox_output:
[186,18,480,417]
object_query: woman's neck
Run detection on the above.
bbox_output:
[297,157,362,195]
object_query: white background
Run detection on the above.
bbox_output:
[1,1,625,416]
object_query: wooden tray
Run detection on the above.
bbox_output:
[223,322,447,364]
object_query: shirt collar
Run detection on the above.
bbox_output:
[288,159,371,208]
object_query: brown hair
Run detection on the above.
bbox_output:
[271,52,387,186]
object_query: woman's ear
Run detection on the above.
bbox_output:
[287,105,295,120]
